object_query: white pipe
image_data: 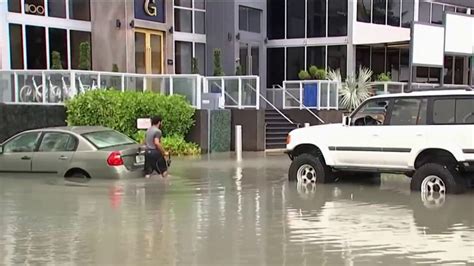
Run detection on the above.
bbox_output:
[304,123,310,128]
[235,125,242,162]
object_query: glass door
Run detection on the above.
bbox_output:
[239,43,259,75]
[134,29,164,74]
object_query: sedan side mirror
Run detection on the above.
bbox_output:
[342,115,351,127]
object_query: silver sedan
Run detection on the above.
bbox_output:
[0,126,146,180]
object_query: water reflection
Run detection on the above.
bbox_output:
[0,154,472,265]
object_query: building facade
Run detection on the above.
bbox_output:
[0,0,473,91]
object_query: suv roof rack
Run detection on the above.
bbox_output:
[405,85,473,93]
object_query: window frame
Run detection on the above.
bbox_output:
[37,131,79,152]
[386,97,428,126]
[428,96,474,125]
[350,97,392,126]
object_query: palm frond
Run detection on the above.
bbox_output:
[337,67,374,111]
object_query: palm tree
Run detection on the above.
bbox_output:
[328,67,373,112]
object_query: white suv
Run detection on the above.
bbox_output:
[286,88,474,194]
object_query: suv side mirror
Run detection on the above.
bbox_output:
[342,115,351,126]
[0,145,3,155]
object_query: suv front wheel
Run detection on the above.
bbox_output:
[410,163,467,194]
[289,154,335,184]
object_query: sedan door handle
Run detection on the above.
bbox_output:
[21,156,31,160]
[59,156,68,160]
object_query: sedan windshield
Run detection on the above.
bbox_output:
[82,130,136,149]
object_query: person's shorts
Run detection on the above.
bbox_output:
[144,149,168,175]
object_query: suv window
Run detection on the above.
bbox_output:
[4,132,41,153]
[390,98,427,125]
[352,99,389,126]
[38,133,77,152]
[433,98,474,124]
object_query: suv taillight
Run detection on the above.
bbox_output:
[107,151,124,166]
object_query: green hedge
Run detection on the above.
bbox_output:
[134,131,201,156]
[66,90,195,138]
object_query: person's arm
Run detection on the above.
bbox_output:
[154,137,166,156]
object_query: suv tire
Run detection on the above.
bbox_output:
[410,163,467,194]
[289,153,335,184]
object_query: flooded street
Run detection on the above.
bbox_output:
[0,153,473,265]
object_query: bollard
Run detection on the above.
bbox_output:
[304,123,310,128]
[235,125,242,162]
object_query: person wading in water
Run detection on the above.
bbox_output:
[144,116,168,178]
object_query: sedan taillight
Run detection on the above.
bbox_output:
[107,151,124,166]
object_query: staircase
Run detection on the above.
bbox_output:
[265,109,298,150]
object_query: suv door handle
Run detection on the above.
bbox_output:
[59,155,68,160]
[21,156,31,160]
[372,134,379,137]
[416,133,423,137]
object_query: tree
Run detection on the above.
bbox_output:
[78,41,91,70]
[51,51,63,70]
[328,67,373,111]
[213,49,225,76]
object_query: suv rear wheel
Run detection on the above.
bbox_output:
[289,154,335,184]
[410,163,467,194]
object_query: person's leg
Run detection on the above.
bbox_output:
[156,156,168,178]
[144,150,153,178]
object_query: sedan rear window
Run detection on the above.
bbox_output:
[82,130,136,149]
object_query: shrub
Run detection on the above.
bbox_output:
[213,49,225,76]
[298,70,311,80]
[133,131,200,156]
[65,90,195,138]
[78,41,91,70]
[376,72,392,81]
[308,65,327,80]
[112,64,119,72]
[191,58,199,74]
[51,51,63,70]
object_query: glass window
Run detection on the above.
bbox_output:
[25,0,45,16]
[135,32,146,74]
[431,3,443,24]
[69,0,90,21]
[39,133,77,152]
[175,9,192,33]
[444,6,455,13]
[357,0,371,23]
[373,0,387,24]
[401,0,414,28]
[454,57,464,85]
[356,46,371,71]
[267,0,285,39]
[195,0,205,10]
[390,98,427,125]
[195,11,205,34]
[267,48,284,86]
[286,47,305,80]
[8,0,21,12]
[419,2,430,23]
[48,0,66,18]
[9,24,23,70]
[371,47,385,77]
[386,48,400,81]
[399,48,410,82]
[70,30,91,70]
[4,132,41,153]
[328,45,347,79]
[287,0,305,38]
[175,41,192,74]
[456,7,467,14]
[456,99,474,124]
[49,28,68,69]
[239,6,261,33]
[175,0,191,8]
[387,0,401,26]
[307,46,326,69]
[429,68,441,84]
[328,0,347,36]
[444,56,454,84]
[26,26,47,69]
[82,131,135,149]
[308,0,326,37]
[352,99,389,126]
[433,99,455,124]
[195,43,206,75]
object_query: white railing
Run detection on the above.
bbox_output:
[282,80,339,110]
[0,70,203,108]
[203,76,260,109]
[370,82,470,95]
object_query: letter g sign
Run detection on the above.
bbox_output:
[144,0,157,16]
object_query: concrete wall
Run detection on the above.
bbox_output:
[0,104,67,143]
[186,110,209,153]
[230,109,265,151]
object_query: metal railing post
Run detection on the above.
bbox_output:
[97,73,101,89]
[299,82,303,110]
[256,76,260,110]
[143,76,147,92]
[14,72,19,103]
[326,81,330,110]
[235,125,242,161]
[121,74,125,92]
[238,78,242,109]
[384,83,388,94]
[42,72,46,104]
[170,76,174,95]
[221,78,225,107]
[196,75,202,109]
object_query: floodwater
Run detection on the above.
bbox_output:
[0,153,473,265]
